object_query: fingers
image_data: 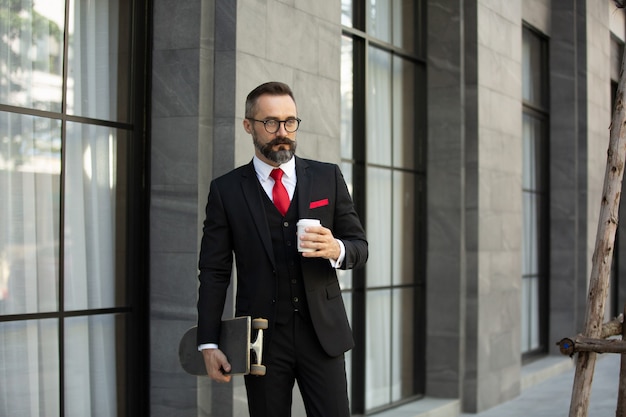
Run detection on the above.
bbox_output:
[299,226,340,260]
[202,348,232,383]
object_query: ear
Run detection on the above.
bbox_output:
[243,118,253,134]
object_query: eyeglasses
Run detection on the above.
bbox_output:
[248,118,301,134]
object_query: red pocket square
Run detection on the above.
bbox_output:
[309,199,329,209]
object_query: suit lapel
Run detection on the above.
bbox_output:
[295,156,312,218]
[240,161,275,266]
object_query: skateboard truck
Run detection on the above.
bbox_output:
[249,318,267,376]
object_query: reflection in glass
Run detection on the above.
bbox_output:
[366,0,418,52]
[521,276,539,351]
[0,112,61,315]
[523,114,543,189]
[392,0,417,52]
[522,111,544,354]
[522,28,547,108]
[367,46,392,166]
[66,0,132,122]
[342,291,353,407]
[341,36,354,161]
[0,319,60,416]
[64,123,127,310]
[366,289,391,410]
[522,192,540,276]
[392,55,416,169]
[391,288,414,401]
[393,171,415,285]
[367,0,391,43]
[0,0,65,111]
[366,167,392,288]
[65,314,127,417]
[341,0,353,27]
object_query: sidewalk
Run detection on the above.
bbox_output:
[461,353,621,416]
[375,352,621,417]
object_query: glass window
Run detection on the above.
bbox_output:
[366,289,391,410]
[392,0,417,52]
[522,113,545,353]
[0,112,61,315]
[366,0,417,52]
[0,0,144,415]
[522,28,547,109]
[366,166,392,288]
[64,123,128,310]
[368,0,392,44]
[0,319,60,416]
[393,55,417,169]
[393,171,415,286]
[66,0,133,122]
[341,36,354,161]
[367,46,393,167]
[342,0,353,27]
[391,287,415,401]
[521,26,548,356]
[0,0,65,112]
[343,1,425,412]
[64,314,126,416]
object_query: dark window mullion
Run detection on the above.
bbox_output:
[58,1,72,415]
[350,23,368,413]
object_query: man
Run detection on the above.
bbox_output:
[197,81,368,417]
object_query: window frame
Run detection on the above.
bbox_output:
[521,23,550,360]
[341,0,427,413]
[0,0,150,414]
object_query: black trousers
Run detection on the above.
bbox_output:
[244,313,350,417]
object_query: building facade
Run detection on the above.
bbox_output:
[1,0,626,416]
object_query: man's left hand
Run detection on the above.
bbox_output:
[299,225,341,260]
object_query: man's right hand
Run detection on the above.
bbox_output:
[202,348,232,383]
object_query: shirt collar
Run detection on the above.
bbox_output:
[253,155,296,181]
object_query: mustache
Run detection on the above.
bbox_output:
[267,137,294,147]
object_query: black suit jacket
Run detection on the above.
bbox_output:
[197,156,368,357]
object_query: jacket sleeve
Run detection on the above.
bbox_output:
[331,164,368,270]
[196,179,233,346]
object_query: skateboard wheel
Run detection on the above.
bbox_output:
[252,318,269,330]
[250,364,266,376]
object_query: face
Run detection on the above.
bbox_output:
[243,94,298,166]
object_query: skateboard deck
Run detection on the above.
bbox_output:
[179,316,267,376]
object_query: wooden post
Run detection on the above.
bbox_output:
[568,42,626,417]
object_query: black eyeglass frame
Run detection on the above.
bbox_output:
[247,118,302,134]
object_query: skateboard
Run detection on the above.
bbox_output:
[178,316,268,376]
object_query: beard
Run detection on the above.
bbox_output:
[253,134,297,164]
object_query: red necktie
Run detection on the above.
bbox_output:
[270,169,290,216]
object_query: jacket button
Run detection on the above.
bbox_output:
[283,221,289,227]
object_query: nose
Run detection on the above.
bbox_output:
[276,121,289,135]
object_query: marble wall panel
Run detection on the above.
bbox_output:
[153,0,201,50]
[152,117,200,186]
[152,49,201,118]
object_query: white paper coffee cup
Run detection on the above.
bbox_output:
[296,219,321,252]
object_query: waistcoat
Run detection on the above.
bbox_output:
[262,186,310,324]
